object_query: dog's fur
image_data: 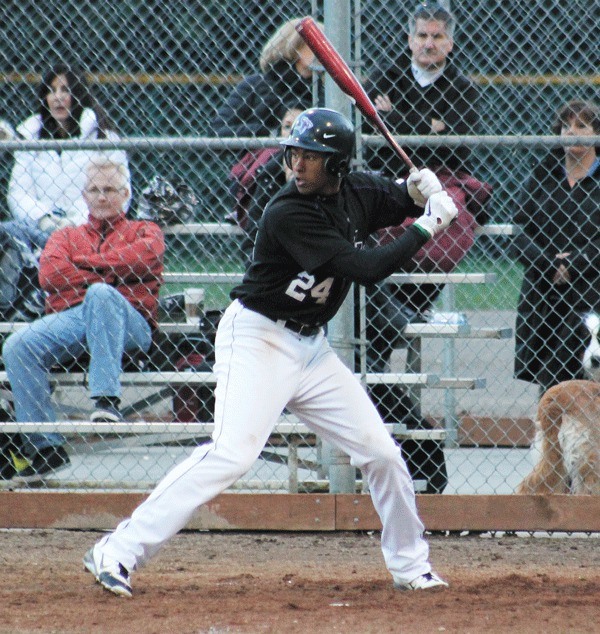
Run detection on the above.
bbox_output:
[516,380,600,495]
[583,313,600,382]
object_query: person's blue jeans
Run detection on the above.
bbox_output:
[2,283,152,456]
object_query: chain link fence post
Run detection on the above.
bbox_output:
[319,0,357,494]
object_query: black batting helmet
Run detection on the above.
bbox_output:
[136,175,198,226]
[281,107,355,177]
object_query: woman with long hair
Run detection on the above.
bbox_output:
[8,62,129,232]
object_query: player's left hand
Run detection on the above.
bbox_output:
[413,190,458,237]
[406,168,443,207]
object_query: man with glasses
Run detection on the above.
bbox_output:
[2,158,164,483]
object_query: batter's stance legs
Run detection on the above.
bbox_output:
[84,302,447,595]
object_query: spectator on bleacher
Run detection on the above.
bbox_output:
[210,18,322,138]
[512,99,600,393]
[2,158,164,483]
[357,2,492,492]
[230,105,303,264]
[365,1,477,177]
[8,62,129,233]
[363,0,491,352]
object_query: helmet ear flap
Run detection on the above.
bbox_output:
[283,146,293,170]
[325,156,350,178]
[336,158,350,176]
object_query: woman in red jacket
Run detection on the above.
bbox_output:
[2,159,164,483]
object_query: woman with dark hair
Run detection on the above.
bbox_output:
[512,99,600,392]
[8,63,129,232]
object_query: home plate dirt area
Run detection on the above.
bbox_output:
[1,529,598,633]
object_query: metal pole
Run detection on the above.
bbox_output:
[442,285,460,447]
[321,0,357,493]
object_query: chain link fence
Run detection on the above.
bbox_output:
[0,0,598,496]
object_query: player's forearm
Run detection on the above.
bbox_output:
[327,226,428,285]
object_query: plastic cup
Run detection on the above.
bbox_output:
[183,288,205,323]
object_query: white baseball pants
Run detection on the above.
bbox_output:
[97,299,432,583]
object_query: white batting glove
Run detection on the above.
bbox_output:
[405,168,443,207]
[412,191,458,238]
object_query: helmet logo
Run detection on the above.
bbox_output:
[323,133,336,139]
[293,115,314,136]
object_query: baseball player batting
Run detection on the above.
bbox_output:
[84,107,455,597]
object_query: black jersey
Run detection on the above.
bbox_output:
[231,171,428,326]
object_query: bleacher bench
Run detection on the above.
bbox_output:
[0,420,447,493]
[0,223,515,464]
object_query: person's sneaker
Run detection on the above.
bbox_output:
[11,446,70,484]
[0,453,17,480]
[91,397,123,423]
[394,571,448,591]
[0,432,24,480]
[0,446,27,481]
[10,451,31,473]
[84,546,132,598]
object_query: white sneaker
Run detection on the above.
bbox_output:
[394,571,448,591]
[83,546,132,598]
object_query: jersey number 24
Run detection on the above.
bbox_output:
[285,271,333,305]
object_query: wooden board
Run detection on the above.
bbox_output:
[335,494,600,532]
[1,492,599,532]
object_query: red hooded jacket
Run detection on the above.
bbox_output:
[39,213,164,326]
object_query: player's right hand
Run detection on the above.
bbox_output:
[412,191,458,238]
[406,168,443,207]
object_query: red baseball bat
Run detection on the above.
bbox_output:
[296,17,417,174]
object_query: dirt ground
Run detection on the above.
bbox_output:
[1,529,599,634]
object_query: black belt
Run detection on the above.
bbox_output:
[276,319,321,337]
[241,302,321,337]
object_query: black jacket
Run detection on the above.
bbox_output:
[211,61,315,138]
[511,151,600,386]
[364,53,479,175]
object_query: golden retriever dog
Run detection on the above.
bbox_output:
[516,380,600,495]
[583,313,600,381]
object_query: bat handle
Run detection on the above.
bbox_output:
[381,127,418,173]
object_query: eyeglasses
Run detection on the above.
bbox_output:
[85,186,126,197]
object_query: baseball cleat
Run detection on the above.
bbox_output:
[84,546,132,598]
[393,571,448,591]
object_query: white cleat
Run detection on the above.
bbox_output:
[394,571,449,591]
[84,546,132,598]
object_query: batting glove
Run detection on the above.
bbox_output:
[412,191,458,238]
[405,168,443,207]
